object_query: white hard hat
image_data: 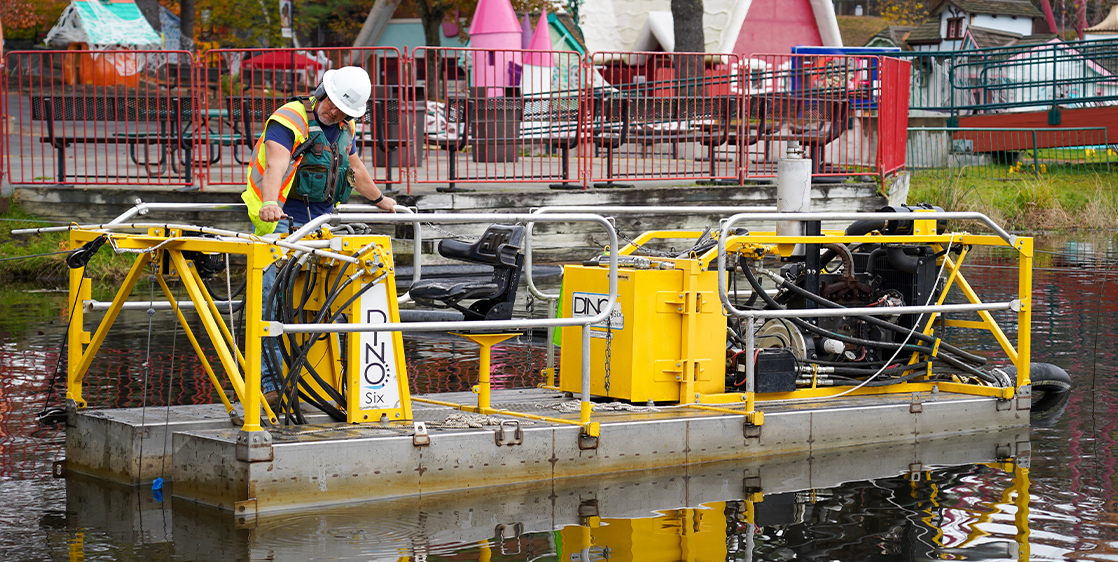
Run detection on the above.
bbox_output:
[322,66,371,118]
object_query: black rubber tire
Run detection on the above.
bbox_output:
[1002,362,1073,425]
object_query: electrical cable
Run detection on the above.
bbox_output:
[740,243,996,383]
[756,264,988,366]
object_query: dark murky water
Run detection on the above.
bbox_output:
[3,235,1118,560]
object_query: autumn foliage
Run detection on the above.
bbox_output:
[2,0,67,36]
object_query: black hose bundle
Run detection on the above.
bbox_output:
[738,262,999,385]
[263,251,381,425]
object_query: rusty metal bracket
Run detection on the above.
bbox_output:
[235,430,274,462]
[910,393,923,413]
[412,421,430,447]
[743,423,762,440]
[234,498,258,528]
[1016,385,1032,410]
[578,431,599,450]
[52,460,66,479]
[495,420,523,446]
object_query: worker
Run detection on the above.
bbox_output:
[241,66,396,409]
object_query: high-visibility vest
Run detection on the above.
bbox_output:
[241,98,356,236]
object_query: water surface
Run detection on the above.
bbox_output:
[2,234,1118,560]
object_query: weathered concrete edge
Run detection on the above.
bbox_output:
[163,395,1026,514]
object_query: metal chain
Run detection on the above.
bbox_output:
[421,222,478,241]
[604,313,612,393]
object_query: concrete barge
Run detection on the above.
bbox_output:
[62,386,1031,515]
[23,193,1037,518]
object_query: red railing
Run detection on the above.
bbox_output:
[879,56,912,178]
[742,54,887,182]
[2,48,911,192]
[412,47,586,191]
[586,51,744,187]
[4,49,197,187]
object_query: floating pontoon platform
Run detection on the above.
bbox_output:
[22,200,1036,518]
[62,386,1030,515]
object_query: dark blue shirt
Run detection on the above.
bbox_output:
[264,108,358,224]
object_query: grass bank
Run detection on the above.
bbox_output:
[908,171,1118,232]
[1,203,134,284]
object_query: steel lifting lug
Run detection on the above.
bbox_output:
[494,420,523,446]
[910,393,923,413]
[412,421,430,447]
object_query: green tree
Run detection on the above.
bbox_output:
[0,0,67,41]
[295,0,375,45]
[880,0,928,26]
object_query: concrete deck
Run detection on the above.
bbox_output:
[62,385,1030,516]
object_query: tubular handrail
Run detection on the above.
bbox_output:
[276,211,619,431]
[524,205,779,302]
[13,222,360,264]
[106,201,249,225]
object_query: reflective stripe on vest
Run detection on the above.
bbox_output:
[246,101,311,204]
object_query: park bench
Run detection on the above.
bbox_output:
[30,94,199,184]
[425,93,583,191]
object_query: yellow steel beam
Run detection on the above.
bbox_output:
[155,273,236,416]
[943,320,989,330]
[920,246,970,336]
[168,250,277,426]
[240,242,272,432]
[684,404,763,425]
[934,381,1015,399]
[188,261,249,373]
[1016,238,1033,389]
[951,269,1018,364]
[67,268,91,408]
[69,253,151,407]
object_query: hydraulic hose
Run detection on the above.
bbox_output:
[758,268,988,366]
[740,265,997,383]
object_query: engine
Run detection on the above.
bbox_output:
[725,204,998,393]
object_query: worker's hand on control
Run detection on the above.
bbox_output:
[259,203,287,222]
[376,195,397,212]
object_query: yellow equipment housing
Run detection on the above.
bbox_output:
[284,233,412,423]
[559,233,726,403]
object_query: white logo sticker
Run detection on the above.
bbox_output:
[571,292,623,330]
[357,282,401,410]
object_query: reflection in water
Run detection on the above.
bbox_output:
[57,431,1029,562]
[2,236,1118,560]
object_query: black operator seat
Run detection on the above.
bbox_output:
[409,224,527,321]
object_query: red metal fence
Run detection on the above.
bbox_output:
[413,47,585,191]
[586,51,744,187]
[2,48,911,192]
[4,49,197,186]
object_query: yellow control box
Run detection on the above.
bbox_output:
[559,258,726,402]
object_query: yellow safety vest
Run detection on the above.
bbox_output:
[241,98,356,236]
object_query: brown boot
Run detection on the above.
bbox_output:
[263,391,281,411]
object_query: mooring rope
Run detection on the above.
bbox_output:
[136,260,157,487]
[159,302,178,484]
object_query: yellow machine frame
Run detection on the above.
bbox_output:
[64,226,412,432]
[556,219,1032,419]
